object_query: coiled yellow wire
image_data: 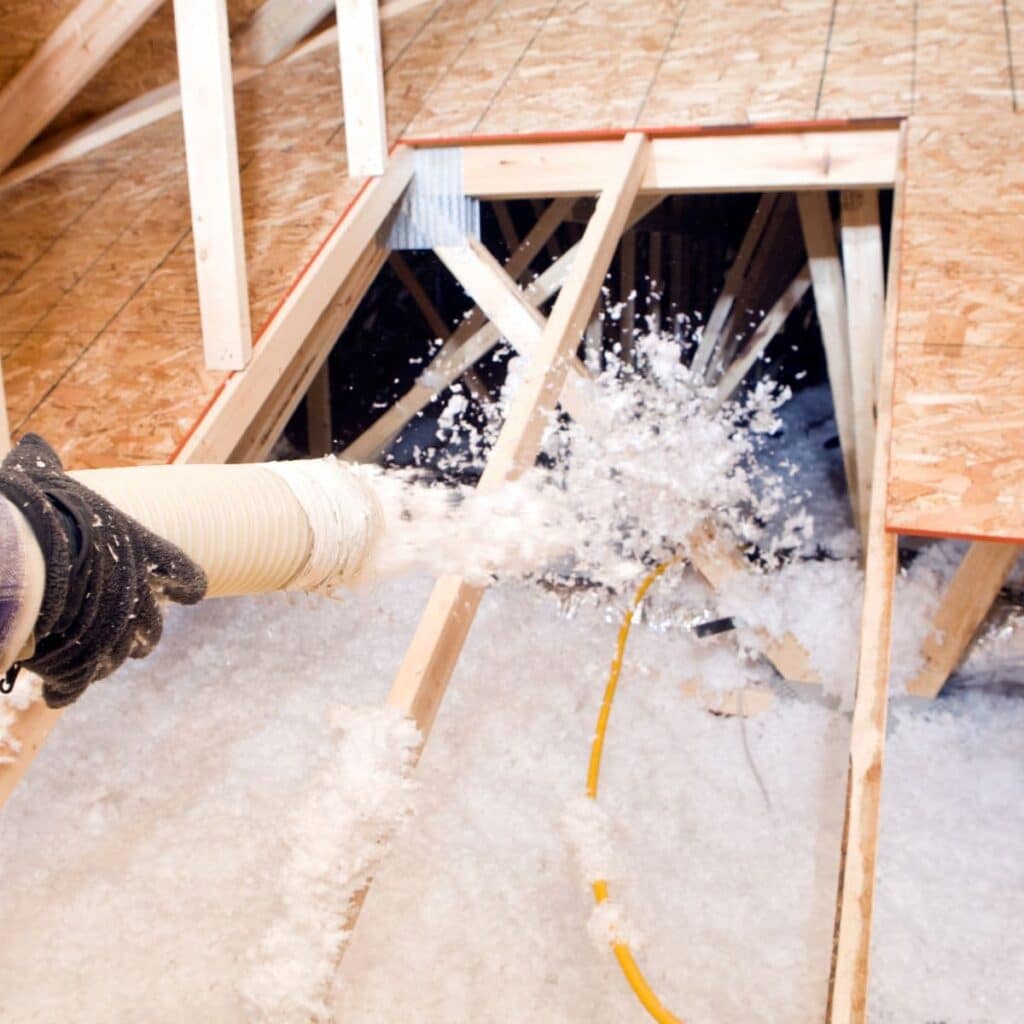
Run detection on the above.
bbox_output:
[586,559,684,1024]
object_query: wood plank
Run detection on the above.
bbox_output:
[233,0,334,66]
[841,189,886,540]
[826,123,908,1024]
[172,0,253,371]
[687,519,820,685]
[797,190,858,509]
[388,252,448,338]
[691,194,778,379]
[178,145,414,464]
[712,265,812,403]
[433,238,594,426]
[336,0,388,177]
[647,230,662,334]
[618,230,636,363]
[306,361,333,455]
[387,132,650,738]
[459,131,902,200]
[0,0,163,175]
[906,541,1022,698]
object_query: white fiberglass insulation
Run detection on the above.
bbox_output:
[1,360,1022,1022]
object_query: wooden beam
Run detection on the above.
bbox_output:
[433,238,594,426]
[669,230,685,340]
[906,542,1022,698]
[493,202,520,255]
[306,363,334,456]
[389,253,449,339]
[459,130,901,200]
[232,0,334,66]
[173,0,253,371]
[712,265,812,405]
[179,145,414,464]
[691,195,778,380]
[388,132,650,738]
[687,520,820,685]
[618,231,636,363]
[336,0,388,177]
[0,0,163,175]
[840,189,886,540]
[826,124,907,1024]
[797,191,859,510]
[647,230,662,334]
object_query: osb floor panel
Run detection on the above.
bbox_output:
[0,0,1021,550]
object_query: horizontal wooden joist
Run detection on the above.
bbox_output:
[456,129,900,199]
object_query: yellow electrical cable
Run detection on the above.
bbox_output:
[586,558,685,1024]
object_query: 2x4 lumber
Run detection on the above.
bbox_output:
[826,125,907,1024]
[691,195,779,379]
[0,0,163,176]
[458,130,901,200]
[712,265,812,405]
[840,190,886,540]
[179,145,415,464]
[687,520,819,685]
[433,239,594,427]
[172,0,253,371]
[389,253,449,339]
[493,202,520,255]
[306,363,334,456]
[387,132,650,738]
[647,231,662,334]
[669,231,684,339]
[906,542,1022,698]
[232,0,334,66]
[336,0,388,177]
[797,191,859,509]
[618,231,636,363]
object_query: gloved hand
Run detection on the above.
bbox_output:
[0,435,207,708]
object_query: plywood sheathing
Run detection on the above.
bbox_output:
[640,0,837,126]
[815,0,915,119]
[887,113,1024,541]
[913,0,1016,115]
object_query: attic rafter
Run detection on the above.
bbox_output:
[0,0,164,176]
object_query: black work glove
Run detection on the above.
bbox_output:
[0,434,207,708]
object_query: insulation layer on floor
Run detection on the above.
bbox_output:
[0,0,1021,547]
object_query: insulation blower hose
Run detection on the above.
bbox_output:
[587,558,684,1024]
